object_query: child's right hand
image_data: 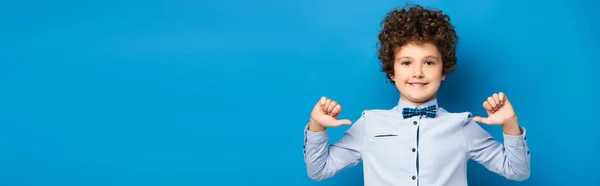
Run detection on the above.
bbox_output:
[309,96,353,131]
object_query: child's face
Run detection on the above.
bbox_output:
[391,42,447,106]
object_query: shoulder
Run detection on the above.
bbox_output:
[352,107,404,127]
[360,107,404,120]
[436,107,475,126]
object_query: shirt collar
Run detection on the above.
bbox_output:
[396,97,439,111]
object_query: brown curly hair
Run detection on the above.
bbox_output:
[377,4,458,83]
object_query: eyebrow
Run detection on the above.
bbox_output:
[424,56,441,60]
[395,56,440,61]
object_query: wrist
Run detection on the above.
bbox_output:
[309,117,326,132]
[502,116,521,135]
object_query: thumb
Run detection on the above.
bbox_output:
[332,119,352,126]
[472,116,493,125]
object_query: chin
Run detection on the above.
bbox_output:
[396,83,438,103]
[401,91,437,104]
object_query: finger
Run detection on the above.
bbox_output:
[332,119,352,126]
[325,99,334,113]
[327,101,338,115]
[319,96,327,107]
[487,97,497,110]
[492,93,500,105]
[316,114,334,127]
[324,99,333,113]
[331,104,342,116]
[317,115,351,127]
[483,101,493,112]
[498,92,506,103]
[472,116,493,125]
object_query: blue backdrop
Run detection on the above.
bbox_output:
[1,0,599,185]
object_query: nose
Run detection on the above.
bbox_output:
[411,63,424,78]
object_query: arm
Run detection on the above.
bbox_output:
[463,115,531,181]
[303,113,366,181]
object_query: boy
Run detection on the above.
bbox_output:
[302,4,530,186]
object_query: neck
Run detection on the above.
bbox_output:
[400,94,437,107]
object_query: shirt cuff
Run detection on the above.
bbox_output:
[304,123,328,144]
[503,126,527,147]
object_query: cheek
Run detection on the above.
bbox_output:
[426,67,444,80]
[393,67,409,80]
[429,75,443,82]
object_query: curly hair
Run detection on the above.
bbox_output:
[377,4,458,83]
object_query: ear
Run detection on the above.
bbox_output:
[441,73,447,81]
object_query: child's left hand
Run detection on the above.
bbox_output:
[472,92,517,125]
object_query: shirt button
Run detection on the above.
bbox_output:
[412,176,417,180]
[527,150,530,155]
[413,121,418,125]
[412,148,416,152]
[524,136,527,140]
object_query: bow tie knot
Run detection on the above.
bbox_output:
[402,105,437,119]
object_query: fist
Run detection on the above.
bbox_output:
[472,92,518,125]
[310,96,352,128]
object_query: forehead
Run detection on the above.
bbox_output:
[394,42,441,58]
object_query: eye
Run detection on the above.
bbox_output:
[401,61,411,66]
[425,61,435,65]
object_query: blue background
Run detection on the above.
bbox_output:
[1,0,599,185]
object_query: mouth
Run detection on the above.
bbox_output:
[407,82,428,87]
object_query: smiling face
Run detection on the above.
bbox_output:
[391,42,447,106]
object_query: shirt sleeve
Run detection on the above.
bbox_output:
[303,112,367,181]
[462,114,531,181]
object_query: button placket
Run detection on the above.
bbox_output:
[414,118,420,183]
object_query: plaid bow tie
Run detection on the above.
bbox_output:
[402,105,437,119]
